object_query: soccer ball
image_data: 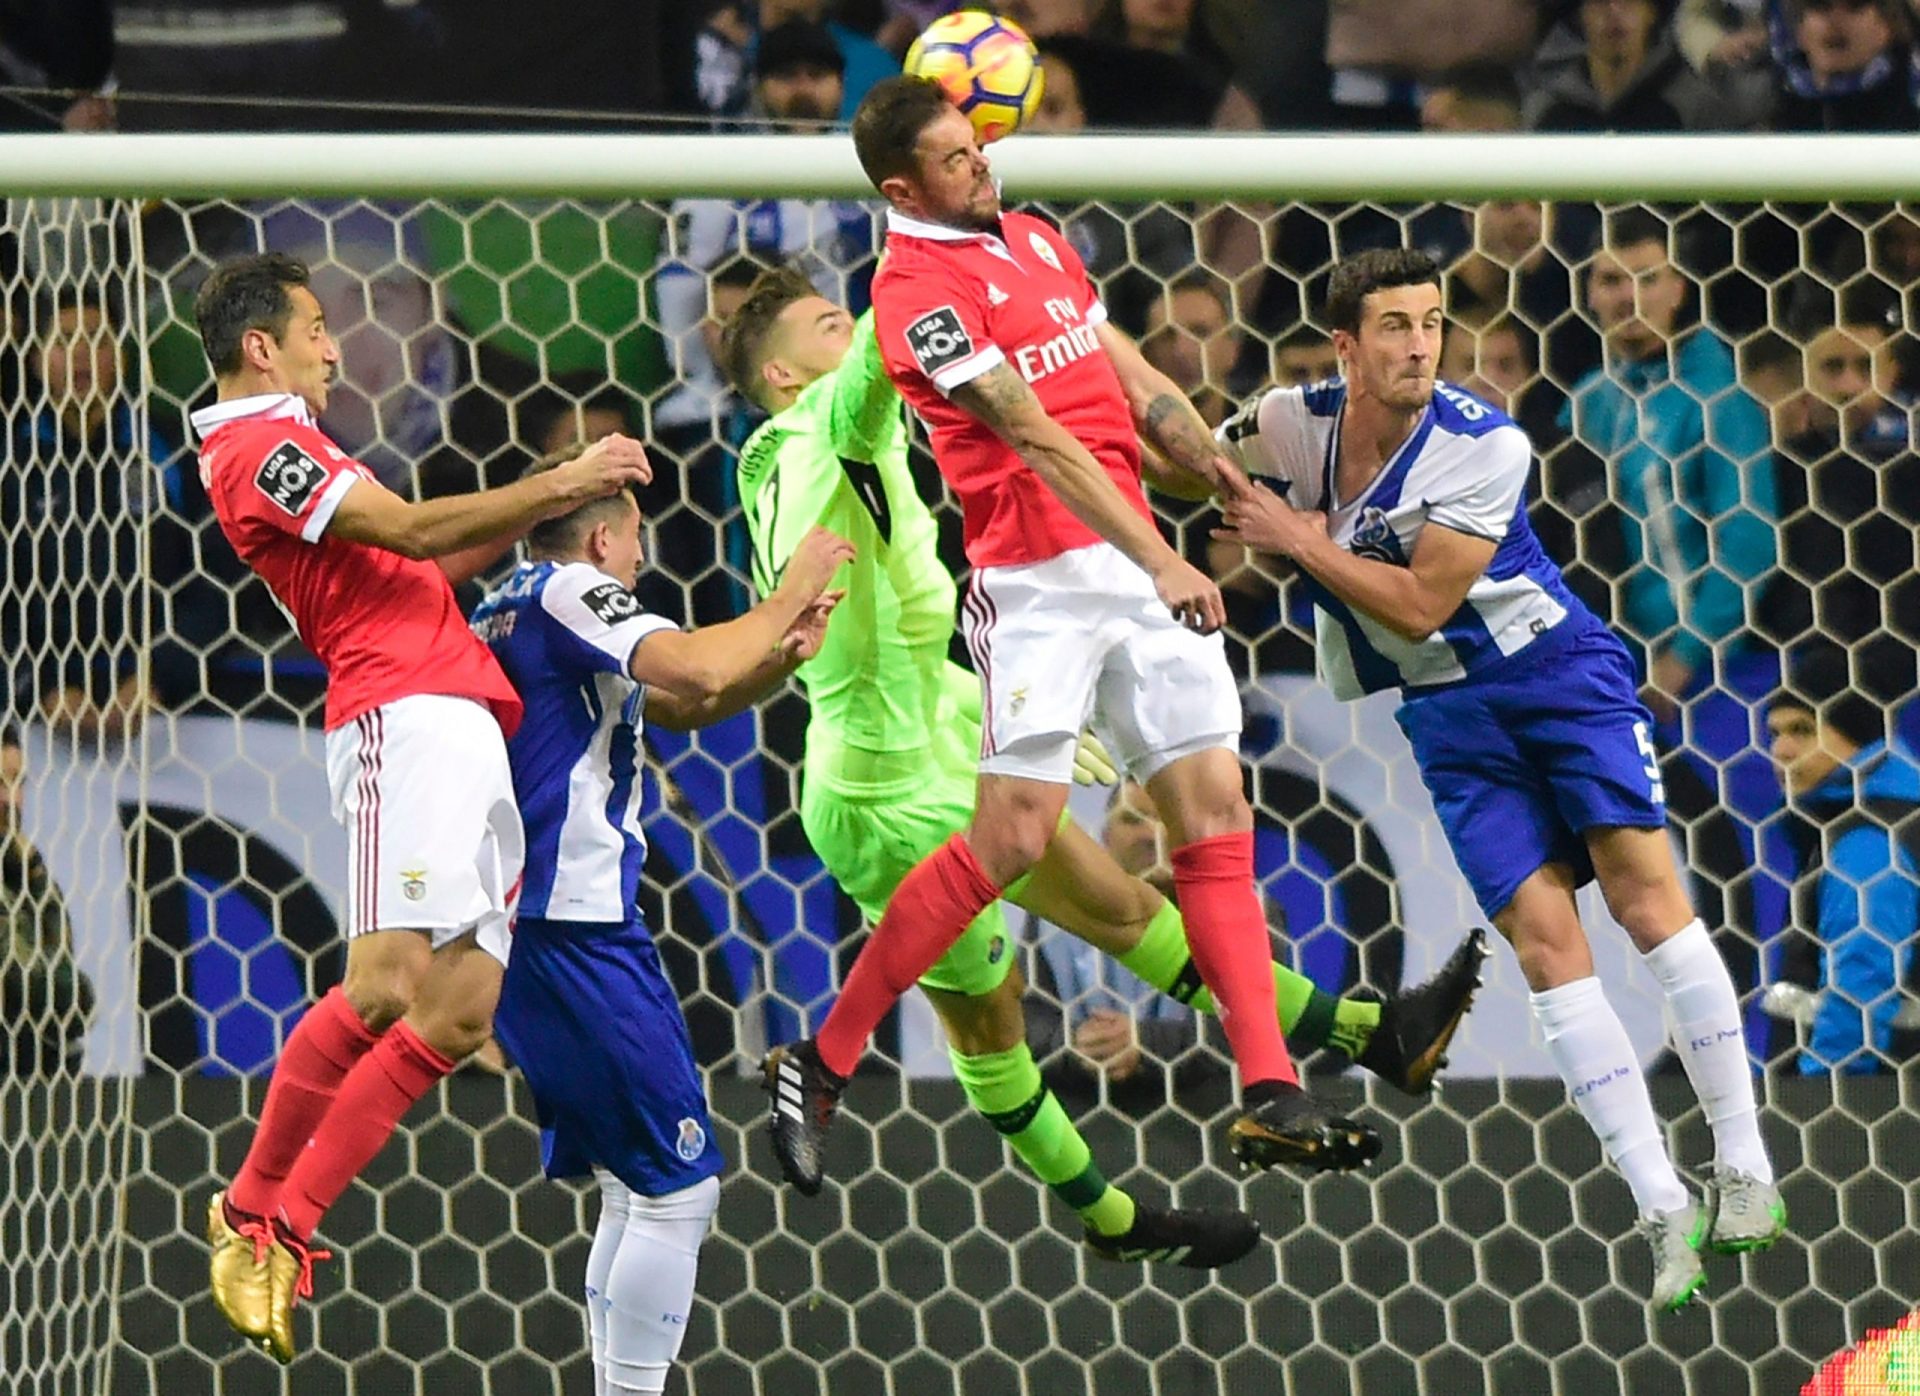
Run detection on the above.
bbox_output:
[903,11,1044,145]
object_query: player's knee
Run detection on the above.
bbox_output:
[1145,751,1251,846]
[411,1008,494,1062]
[970,785,1065,884]
[340,965,420,1033]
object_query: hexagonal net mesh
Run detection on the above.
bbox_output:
[3,186,1916,1396]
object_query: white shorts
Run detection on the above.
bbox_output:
[324,693,525,965]
[961,542,1242,784]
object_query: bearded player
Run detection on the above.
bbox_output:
[760,76,1384,1186]
[722,265,1488,1259]
[192,253,649,1362]
[1213,247,1784,1309]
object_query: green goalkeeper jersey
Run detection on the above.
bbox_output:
[737,311,975,800]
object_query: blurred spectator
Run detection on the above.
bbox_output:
[3,285,166,743]
[1674,0,1770,74]
[1762,288,1920,664]
[1524,0,1751,129]
[1766,645,1920,1073]
[1140,270,1242,426]
[1765,0,1920,129]
[1024,781,1276,1095]
[1002,0,1094,36]
[654,256,771,626]
[1420,64,1525,130]
[0,727,92,1075]
[1440,198,1597,393]
[653,23,875,437]
[1562,207,1778,715]
[1028,33,1267,321]
[685,0,898,125]
[1271,324,1340,387]
[1438,313,1564,444]
[0,0,115,131]
[1026,39,1225,333]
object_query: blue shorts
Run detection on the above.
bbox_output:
[1395,619,1668,919]
[493,915,723,1199]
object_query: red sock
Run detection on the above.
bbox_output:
[1171,832,1297,1088]
[815,835,1001,1077]
[277,1020,455,1241]
[228,987,382,1218]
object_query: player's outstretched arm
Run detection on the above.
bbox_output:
[328,435,653,563]
[952,362,1225,633]
[639,526,855,730]
[826,312,903,463]
[1217,497,1495,643]
[1092,321,1247,501]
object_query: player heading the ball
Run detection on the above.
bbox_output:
[760,75,1384,1194]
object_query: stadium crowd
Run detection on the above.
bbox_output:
[2,0,1917,1081]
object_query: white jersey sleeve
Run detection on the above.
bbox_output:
[537,562,678,678]
[1216,386,1324,506]
[1423,422,1531,543]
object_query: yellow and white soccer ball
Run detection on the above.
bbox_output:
[903,10,1044,145]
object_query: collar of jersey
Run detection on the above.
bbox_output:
[188,392,314,442]
[885,207,1002,245]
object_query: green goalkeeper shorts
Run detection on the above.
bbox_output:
[799,760,1016,1000]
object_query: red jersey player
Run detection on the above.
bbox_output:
[761,78,1381,1193]
[192,253,649,1364]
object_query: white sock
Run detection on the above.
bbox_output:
[1643,919,1774,1183]
[601,1174,721,1395]
[1531,977,1689,1218]
[587,1171,630,1396]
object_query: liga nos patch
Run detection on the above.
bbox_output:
[581,581,642,625]
[905,306,973,376]
[253,441,327,515]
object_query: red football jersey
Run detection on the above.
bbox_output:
[873,208,1152,568]
[192,394,523,737]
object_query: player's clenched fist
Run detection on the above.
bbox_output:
[1150,554,1226,634]
[552,433,654,500]
[778,526,858,598]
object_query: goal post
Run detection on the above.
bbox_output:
[1,135,1914,1396]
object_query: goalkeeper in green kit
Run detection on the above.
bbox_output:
[719,267,1487,1267]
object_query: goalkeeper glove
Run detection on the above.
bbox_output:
[1072,729,1119,786]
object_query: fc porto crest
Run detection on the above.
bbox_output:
[1348,506,1404,565]
[676,1117,708,1163]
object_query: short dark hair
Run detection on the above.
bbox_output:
[521,443,638,559]
[1603,206,1670,255]
[851,75,953,189]
[717,265,820,408]
[194,253,311,377]
[1772,641,1887,749]
[1322,248,1442,334]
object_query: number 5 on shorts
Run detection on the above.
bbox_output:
[1633,720,1667,806]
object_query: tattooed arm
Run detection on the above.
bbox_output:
[951,361,1225,632]
[1093,320,1251,500]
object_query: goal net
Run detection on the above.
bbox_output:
[4,137,1915,1395]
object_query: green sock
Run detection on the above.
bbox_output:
[1120,899,1382,1059]
[950,1043,1135,1238]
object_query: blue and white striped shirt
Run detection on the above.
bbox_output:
[1221,378,1590,699]
[472,560,677,922]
